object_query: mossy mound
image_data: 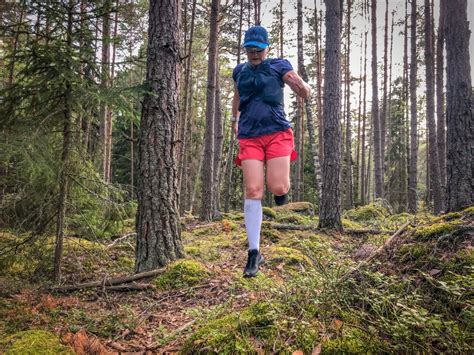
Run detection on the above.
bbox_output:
[274,202,315,216]
[413,220,464,240]
[260,223,282,243]
[262,207,277,219]
[182,302,285,353]
[2,330,73,354]
[276,213,309,224]
[154,259,210,290]
[267,246,312,267]
[343,202,390,222]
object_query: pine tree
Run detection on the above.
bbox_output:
[135,0,185,272]
[319,0,342,230]
[444,0,474,212]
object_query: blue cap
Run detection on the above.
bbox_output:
[243,26,269,49]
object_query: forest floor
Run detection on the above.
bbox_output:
[0,202,473,354]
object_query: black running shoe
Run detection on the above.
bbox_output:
[274,193,288,206]
[243,249,264,277]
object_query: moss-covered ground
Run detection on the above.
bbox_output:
[0,202,472,353]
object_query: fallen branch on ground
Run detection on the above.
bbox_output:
[50,267,167,292]
[342,220,412,281]
[104,283,155,292]
[107,233,137,248]
[269,223,393,235]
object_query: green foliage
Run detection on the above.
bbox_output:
[154,259,210,290]
[1,330,73,354]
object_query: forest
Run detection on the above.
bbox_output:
[0,0,473,353]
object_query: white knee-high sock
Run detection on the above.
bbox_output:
[244,199,263,251]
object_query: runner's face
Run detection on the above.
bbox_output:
[245,47,268,66]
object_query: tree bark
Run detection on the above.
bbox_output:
[444,0,474,212]
[371,0,383,199]
[54,1,74,283]
[436,0,447,200]
[319,0,342,231]
[135,0,185,272]
[200,0,219,221]
[223,0,243,212]
[424,0,443,214]
[179,0,197,214]
[344,0,353,209]
[408,0,418,213]
[361,30,368,205]
[100,0,111,181]
[381,0,389,182]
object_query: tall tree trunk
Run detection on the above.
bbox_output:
[436,0,447,201]
[213,65,223,214]
[319,0,342,230]
[371,0,383,199]
[424,0,443,214]
[407,0,418,213]
[444,0,474,212]
[54,1,74,283]
[344,0,353,209]
[223,0,243,212]
[179,0,197,213]
[403,0,410,210]
[100,0,111,180]
[381,0,389,182]
[135,0,185,272]
[294,0,305,202]
[105,1,119,182]
[314,4,324,167]
[355,32,363,205]
[361,30,368,205]
[279,0,284,58]
[200,0,219,221]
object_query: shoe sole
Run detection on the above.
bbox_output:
[243,256,264,278]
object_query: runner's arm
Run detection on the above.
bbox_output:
[283,70,311,99]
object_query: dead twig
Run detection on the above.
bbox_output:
[269,223,394,235]
[50,267,167,292]
[106,233,137,248]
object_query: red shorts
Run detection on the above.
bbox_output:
[235,128,297,166]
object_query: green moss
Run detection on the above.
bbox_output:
[322,328,383,354]
[267,246,312,267]
[2,330,73,354]
[261,223,282,243]
[275,202,315,216]
[183,302,283,353]
[343,203,390,222]
[276,213,307,224]
[154,259,209,290]
[221,212,244,221]
[262,207,277,219]
[414,221,462,240]
[463,206,474,214]
[342,218,364,229]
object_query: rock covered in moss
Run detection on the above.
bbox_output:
[3,330,73,354]
[262,207,277,219]
[154,259,209,290]
[343,202,391,222]
[274,202,315,216]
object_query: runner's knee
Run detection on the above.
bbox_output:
[268,182,289,196]
[245,185,264,199]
